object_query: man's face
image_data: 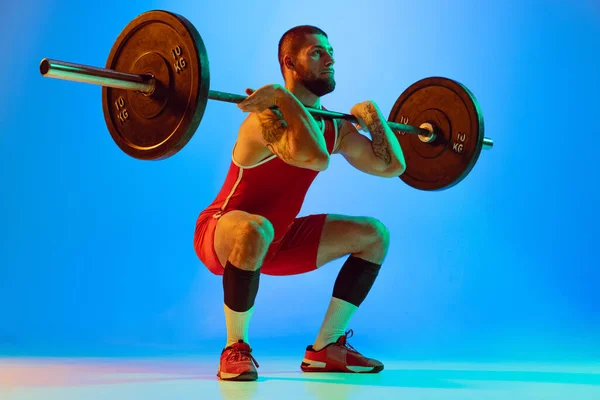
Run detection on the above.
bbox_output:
[293,34,336,97]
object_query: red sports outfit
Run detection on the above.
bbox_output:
[194,116,338,276]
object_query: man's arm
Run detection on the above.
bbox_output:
[238,85,330,171]
[273,88,330,169]
[334,102,407,177]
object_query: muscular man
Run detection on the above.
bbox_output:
[194,25,406,381]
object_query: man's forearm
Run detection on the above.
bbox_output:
[362,102,406,168]
[274,90,329,160]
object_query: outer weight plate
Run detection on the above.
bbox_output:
[389,77,485,191]
[102,10,210,160]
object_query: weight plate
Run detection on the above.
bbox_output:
[102,10,210,160]
[388,77,485,191]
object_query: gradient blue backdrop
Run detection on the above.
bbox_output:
[1,0,598,361]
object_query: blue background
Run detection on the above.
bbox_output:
[1,0,598,362]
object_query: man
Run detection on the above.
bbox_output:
[193,25,406,381]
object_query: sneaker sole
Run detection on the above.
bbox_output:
[217,370,258,381]
[301,361,384,374]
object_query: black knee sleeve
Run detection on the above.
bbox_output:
[332,255,381,307]
[223,261,261,312]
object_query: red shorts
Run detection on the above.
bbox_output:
[194,212,327,276]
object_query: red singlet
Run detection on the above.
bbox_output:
[194,115,339,276]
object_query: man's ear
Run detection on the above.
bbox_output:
[284,55,295,71]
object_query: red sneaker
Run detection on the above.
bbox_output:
[217,340,259,381]
[300,330,383,373]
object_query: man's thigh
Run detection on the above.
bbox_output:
[262,213,379,275]
[261,214,329,276]
[314,214,383,267]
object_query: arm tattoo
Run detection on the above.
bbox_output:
[257,110,294,162]
[363,103,392,164]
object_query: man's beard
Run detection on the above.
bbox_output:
[297,68,336,97]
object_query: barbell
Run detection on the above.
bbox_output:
[39,10,494,191]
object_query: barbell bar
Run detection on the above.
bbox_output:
[39,58,492,150]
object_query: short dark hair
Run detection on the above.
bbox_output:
[278,25,328,77]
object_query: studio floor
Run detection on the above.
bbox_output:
[1,355,599,400]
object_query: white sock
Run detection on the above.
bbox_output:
[313,297,358,351]
[224,304,254,348]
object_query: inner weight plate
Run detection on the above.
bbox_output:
[388,77,485,191]
[102,10,210,160]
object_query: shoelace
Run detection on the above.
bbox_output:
[226,346,260,368]
[337,329,359,354]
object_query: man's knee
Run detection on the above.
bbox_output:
[361,217,390,251]
[235,216,275,256]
